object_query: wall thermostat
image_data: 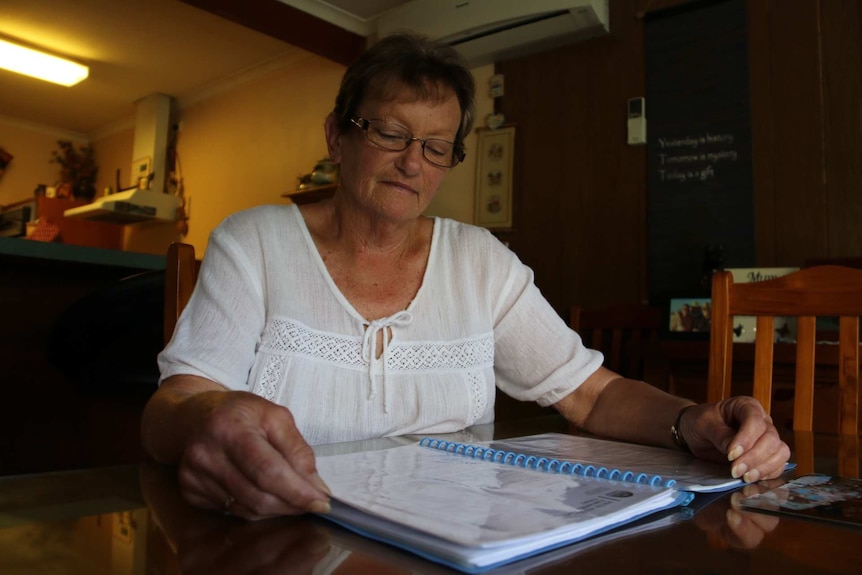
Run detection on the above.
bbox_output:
[627,97,646,146]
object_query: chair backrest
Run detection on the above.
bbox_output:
[708,265,862,434]
[570,303,663,380]
[163,242,199,345]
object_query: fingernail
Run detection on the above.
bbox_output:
[308,499,331,514]
[731,462,747,479]
[727,445,744,461]
[743,468,760,483]
[726,509,742,527]
[311,472,332,496]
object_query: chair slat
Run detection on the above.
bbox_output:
[569,303,662,381]
[838,316,860,435]
[752,316,775,413]
[793,316,817,432]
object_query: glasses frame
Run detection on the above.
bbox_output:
[350,116,465,168]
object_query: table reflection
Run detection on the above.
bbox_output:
[0,422,860,574]
[141,463,334,574]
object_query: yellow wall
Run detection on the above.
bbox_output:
[0,120,88,205]
[426,64,495,225]
[93,127,135,196]
[1,51,494,257]
[174,51,343,253]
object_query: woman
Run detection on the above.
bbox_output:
[142,33,789,520]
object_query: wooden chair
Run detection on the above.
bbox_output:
[570,303,663,381]
[163,242,199,345]
[708,265,862,435]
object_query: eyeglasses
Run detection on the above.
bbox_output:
[350,117,465,168]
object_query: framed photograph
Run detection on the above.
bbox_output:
[668,298,711,334]
[474,126,515,230]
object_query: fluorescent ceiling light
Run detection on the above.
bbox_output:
[0,38,88,86]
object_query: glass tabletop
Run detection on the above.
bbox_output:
[0,416,859,574]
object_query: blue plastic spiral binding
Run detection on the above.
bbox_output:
[418,438,677,488]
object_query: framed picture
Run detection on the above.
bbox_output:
[668,298,711,334]
[474,126,515,229]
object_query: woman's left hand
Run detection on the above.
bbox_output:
[680,396,791,482]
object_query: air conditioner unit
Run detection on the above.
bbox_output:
[376,0,610,67]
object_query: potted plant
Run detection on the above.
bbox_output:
[51,140,98,200]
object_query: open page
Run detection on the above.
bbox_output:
[316,441,689,572]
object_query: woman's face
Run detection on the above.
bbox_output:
[326,85,462,224]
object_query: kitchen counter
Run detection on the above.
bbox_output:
[0,236,165,270]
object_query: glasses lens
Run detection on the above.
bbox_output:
[364,120,462,168]
[366,121,410,151]
[423,140,456,167]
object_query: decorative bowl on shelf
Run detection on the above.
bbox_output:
[310,158,338,185]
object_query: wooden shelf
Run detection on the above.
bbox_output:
[280,183,336,205]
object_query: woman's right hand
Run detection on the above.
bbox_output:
[142,376,331,520]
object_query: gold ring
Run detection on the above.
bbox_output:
[222,495,235,514]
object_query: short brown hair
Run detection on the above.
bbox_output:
[333,33,476,151]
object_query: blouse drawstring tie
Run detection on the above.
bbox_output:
[361,310,413,413]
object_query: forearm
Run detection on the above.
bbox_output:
[585,378,694,449]
[556,373,694,450]
[141,375,227,464]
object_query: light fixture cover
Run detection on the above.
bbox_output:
[0,39,88,86]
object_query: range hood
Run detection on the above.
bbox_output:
[63,188,181,223]
[64,93,179,225]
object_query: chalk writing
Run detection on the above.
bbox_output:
[655,132,738,183]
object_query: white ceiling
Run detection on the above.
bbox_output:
[282,0,411,33]
[0,0,410,136]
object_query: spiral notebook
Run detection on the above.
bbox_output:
[315,433,697,573]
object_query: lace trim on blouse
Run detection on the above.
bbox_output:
[258,316,495,412]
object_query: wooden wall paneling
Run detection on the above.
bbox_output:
[820,0,862,258]
[498,0,647,315]
[559,43,596,312]
[596,0,649,308]
[747,0,778,265]
[766,0,829,265]
[627,9,650,308]
[570,13,645,308]
[507,49,570,315]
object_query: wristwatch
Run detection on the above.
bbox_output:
[671,405,695,452]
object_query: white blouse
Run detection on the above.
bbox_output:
[158,204,602,445]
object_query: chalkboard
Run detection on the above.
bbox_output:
[645,0,755,302]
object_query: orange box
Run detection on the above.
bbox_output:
[36,196,123,250]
